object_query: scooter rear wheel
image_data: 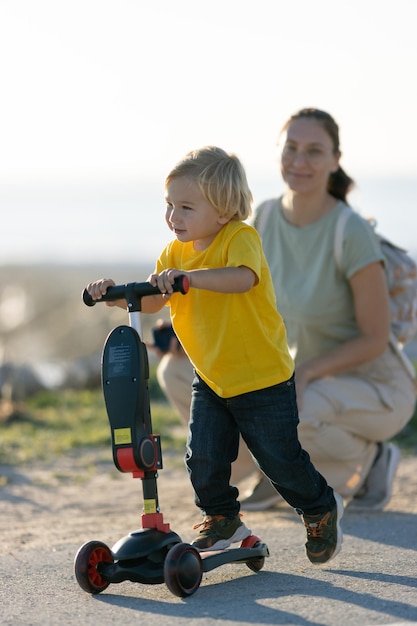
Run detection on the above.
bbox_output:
[241,535,266,572]
[164,543,203,597]
[74,540,113,594]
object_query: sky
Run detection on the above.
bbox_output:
[1,0,416,264]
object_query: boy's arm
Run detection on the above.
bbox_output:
[149,266,256,296]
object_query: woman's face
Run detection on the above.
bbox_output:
[279,117,340,195]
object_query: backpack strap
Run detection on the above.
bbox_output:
[334,205,354,271]
[254,198,278,238]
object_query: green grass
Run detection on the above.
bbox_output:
[0,366,416,466]
[0,366,186,466]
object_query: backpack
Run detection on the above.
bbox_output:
[334,205,417,379]
[334,205,417,346]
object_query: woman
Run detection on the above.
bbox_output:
[156,108,416,512]
[244,107,416,511]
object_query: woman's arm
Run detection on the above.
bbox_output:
[295,261,390,398]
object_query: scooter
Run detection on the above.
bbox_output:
[74,277,269,597]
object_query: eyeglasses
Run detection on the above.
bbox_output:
[280,143,333,166]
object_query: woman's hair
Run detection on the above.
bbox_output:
[280,108,355,203]
[165,146,252,221]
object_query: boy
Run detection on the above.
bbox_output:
[87,146,343,564]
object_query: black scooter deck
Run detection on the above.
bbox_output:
[200,543,269,572]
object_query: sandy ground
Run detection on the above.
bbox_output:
[1,451,417,554]
[1,450,417,626]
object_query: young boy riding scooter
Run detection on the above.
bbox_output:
[86,145,343,564]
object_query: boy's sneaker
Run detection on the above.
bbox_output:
[191,514,251,551]
[348,442,400,512]
[303,492,344,564]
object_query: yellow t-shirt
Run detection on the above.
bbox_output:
[155,220,294,398]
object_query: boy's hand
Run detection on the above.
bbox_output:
[86,278,117,306]
[148,269,189,300]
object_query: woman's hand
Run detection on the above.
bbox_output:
[294,362,315,410]
[148,319,184,358]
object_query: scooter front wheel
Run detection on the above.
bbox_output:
[164,542,203,597]
[74,540,113,594]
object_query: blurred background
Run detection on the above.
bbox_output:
[1,0,416,400]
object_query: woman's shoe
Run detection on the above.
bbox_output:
[240,475,283,511]
[348,442,400,511]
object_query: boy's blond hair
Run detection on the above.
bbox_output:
[165,146,252,221]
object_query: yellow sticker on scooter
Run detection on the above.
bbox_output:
[114,428,132,445]
[143,499,157,514]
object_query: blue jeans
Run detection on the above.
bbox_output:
[185,373,335,518]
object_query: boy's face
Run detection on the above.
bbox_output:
[165,176,229,251]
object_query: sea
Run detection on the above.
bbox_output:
[1,176,416,267]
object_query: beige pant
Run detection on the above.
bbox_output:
[298,352,416,496]
[156,353,255,484]
[157,349,416,496]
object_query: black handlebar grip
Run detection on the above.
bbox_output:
[82,289,96,307]
[82,274,189,307]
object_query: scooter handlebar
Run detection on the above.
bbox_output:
[82,274,189,307]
